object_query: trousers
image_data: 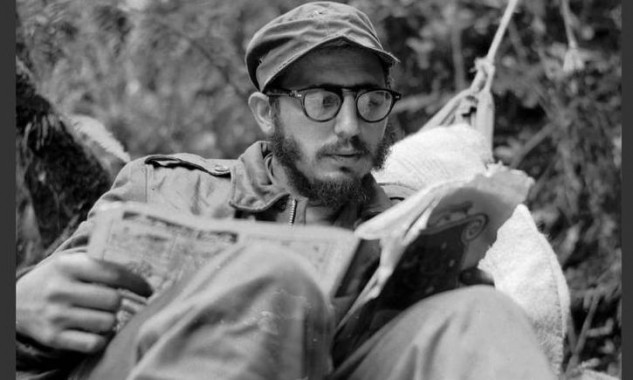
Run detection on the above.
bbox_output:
[71,243,556,380]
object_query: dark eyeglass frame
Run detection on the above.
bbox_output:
[265,86,402,123]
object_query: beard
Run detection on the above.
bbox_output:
[269,117,395,210]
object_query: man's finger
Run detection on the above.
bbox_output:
[64,255,153,297]
[53,329,109,354]
[64,307,118,334]
[89,259,153,297]
[58,283,123,311]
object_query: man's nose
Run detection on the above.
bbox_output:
[334,95,361,138]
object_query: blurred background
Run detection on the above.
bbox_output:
[16,0,621,377]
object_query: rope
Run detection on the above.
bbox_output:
[486,0,521,63]
[560,0,584,75]
[560,0,578,50]
[470,0,521,93]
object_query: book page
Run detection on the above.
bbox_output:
[353,163,533,304]
[332,164,534,361]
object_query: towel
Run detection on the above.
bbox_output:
[373,123,571,373]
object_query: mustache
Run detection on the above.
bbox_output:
[316,137,372,158]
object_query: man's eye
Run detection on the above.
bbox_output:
[367,99,381,108]
[320,93,339,108]
[362,93,386,108]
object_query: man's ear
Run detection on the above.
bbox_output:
[248,92,275,136]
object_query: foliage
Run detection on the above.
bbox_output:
[17,0,620,377]
[17,55,114,268]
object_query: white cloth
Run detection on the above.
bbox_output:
[373,123,571,373]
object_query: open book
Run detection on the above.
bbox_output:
[87,164,533,343]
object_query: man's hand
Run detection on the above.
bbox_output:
[16,253,153,354]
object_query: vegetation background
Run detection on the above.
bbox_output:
[16,0,621,378]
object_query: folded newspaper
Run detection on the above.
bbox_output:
[87,163,533,334]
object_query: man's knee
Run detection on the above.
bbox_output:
[137,242,333,341]
[427,285,526,319]
[383,286,534,349]
[378,287,552,379]
[333,287,554,380]
[152,241,330,319]
[396,286,544,361]
[234,243,324,295]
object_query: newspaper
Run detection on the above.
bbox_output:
[87,163,533,334]
[87,204,361,330]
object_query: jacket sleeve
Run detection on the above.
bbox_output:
[16,158,150,376]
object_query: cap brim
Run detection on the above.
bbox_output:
[260,35,399,91]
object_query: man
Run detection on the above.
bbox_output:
[16,2,557,379]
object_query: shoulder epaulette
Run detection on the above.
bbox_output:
[144,153,234,176]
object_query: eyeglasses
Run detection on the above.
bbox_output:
[266,86,401,123]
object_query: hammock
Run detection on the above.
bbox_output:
[373,2,580,373]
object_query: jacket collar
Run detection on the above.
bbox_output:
[229,141,291,212]
[228,141,393,223]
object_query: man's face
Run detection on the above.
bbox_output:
[269,47,392,206]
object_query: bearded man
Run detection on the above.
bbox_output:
[16,2,556,379]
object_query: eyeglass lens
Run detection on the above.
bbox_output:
[303,89,394,122]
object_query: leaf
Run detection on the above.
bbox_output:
[68,114,130,163]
